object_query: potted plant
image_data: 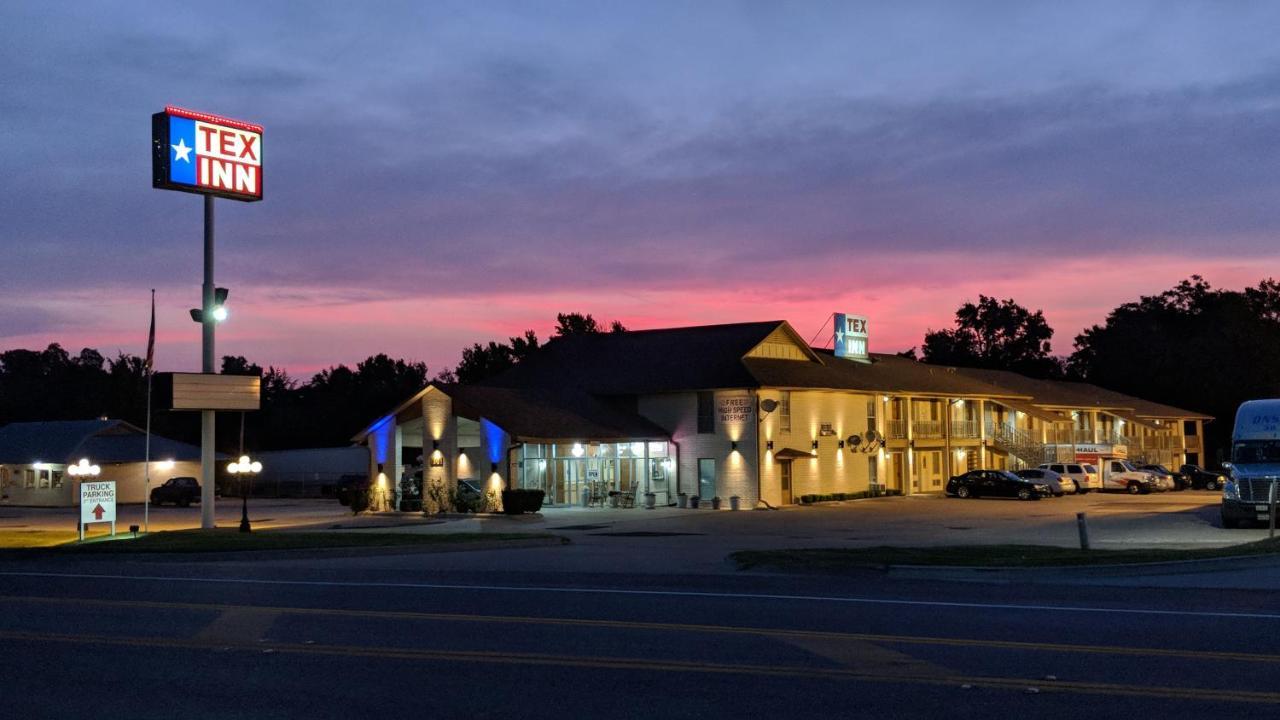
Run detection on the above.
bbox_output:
[689,495,701,509]
[711,496,722,510]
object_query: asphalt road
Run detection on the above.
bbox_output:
[2,553,1279,719]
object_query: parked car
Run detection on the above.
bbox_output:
[1102,459,1161,494]
[1037,462,1099,493]
[1138,463,1188,491]
[1180,464,1226,491]
[1015,468,1072,496]
[150,476,201,507]
[946,470,1053,500]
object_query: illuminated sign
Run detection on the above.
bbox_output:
[834,313,870,362]
[152,106,262,202]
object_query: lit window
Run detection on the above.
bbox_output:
[779,391,791,434]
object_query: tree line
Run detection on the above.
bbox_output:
[0,312,622,453]
[4,283,1277,465]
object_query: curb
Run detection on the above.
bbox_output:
[885,551,1280,583]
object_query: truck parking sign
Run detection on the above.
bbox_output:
[79,480,116,540]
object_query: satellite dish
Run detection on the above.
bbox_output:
[846,434,862,448]
[864,429,880,443]
[760,399,779,413]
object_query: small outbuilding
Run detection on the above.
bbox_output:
[0,419,205,507]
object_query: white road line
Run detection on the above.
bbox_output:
[2,570,1278,620]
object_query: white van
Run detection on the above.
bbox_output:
[1222,399,1280,528]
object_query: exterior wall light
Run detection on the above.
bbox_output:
[837,440,845,449]
[433,439,440,451]
[812,440,819,450]
[571,443,585,457]
[68,458,101,477]
[766,441,774,450]
[730,441,738,451]
[491,462,498,473]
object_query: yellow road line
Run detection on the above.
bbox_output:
[3,593,1278,666]
[0,629,1276,704]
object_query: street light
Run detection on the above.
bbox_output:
[226,454,262,533]
[189,287,230,323]
[67,458,101,477]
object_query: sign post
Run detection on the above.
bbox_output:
[79,481,117,541]
[152,106,263,529]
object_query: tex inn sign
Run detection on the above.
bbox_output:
[834,313,870,362]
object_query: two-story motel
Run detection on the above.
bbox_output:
[354,317,1211,508]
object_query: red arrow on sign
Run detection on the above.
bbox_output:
[91,504,104,520]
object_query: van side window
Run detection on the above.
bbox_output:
[1050,465,1064,473]
[1068,465,1082,473]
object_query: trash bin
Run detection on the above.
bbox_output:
[689,495,701,509]
[677,492,688,509]
[644,492,656,509]
[581,487,591,507]
[711,496,722,510]
[729,495,740,511]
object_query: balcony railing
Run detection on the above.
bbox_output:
[1184,435,1202,451]
[951,419,980,438]
[1073,428,1095,444]
[912,420,943,439]
[886,419,907,439]
[1046,426,1075,445]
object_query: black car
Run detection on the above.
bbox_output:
[150,476,201,507]
[1180,464,1226,491]
[946,470,1053,500]
[1139,463,1189,491]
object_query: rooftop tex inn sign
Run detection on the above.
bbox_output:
[152,106,262,201]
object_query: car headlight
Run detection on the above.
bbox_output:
[1223,479,1240,500]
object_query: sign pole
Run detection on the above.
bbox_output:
[200,195,217,529]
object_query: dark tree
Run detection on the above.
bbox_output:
[921,296,1063,377]
[1070,276,1280,464]
[555,312,602,336]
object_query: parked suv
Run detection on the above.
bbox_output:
[1180,464,1226,491]
[150,476,201,507]
[1037,463,1100,493]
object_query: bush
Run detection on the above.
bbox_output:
[453,491,483,514]
[348,486,370,514]
[500,489,546,515]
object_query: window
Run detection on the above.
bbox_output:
[868,456,879,487]
[697,392,715,434]
[697,458,716,500]
[778,391,791,433]
[51,470,63,489]
[24,469,35,489]
[1184,421,1197,436]
[866,399,877,432]
[38,469,50,488]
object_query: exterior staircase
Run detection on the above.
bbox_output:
[988,423,1073,467]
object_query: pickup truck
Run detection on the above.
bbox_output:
[1102,459,1161,494]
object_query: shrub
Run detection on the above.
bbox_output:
[500,489,546,514]
[348,486,370,514]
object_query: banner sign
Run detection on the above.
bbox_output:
[834,313,870,361]
[152,106,263,202]
[155,372,261,411]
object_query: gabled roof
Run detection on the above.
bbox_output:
[0,419,209,465]
[487,321,792,394]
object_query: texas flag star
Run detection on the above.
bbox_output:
[171,138,192,163]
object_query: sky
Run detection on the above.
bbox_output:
[3,1,1280,378]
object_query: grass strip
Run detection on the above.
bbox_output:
[732,537,1280,571]
[0,529,560,554]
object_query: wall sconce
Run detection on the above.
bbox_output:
[765,440,773,450]
[433,439,440,451]
[811,440,819,450]
[730,441,738,451]
[458,447,466,456]
[491,462,498,473]
[837,440,845,449]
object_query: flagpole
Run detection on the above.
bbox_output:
[144,289,155,535]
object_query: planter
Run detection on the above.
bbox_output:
[711,496,722,510]
[644,492,656,509]
[501,489,546,515]
[729,495,740,511]
[677,493,688,509]
[689,495,700,509]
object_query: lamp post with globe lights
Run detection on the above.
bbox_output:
[227,455,261,533]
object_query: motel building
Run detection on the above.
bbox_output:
[354,317,1210,509]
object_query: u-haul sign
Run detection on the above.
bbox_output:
[153,106,263,202]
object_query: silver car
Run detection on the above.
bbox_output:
[1015,468,1070,496]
